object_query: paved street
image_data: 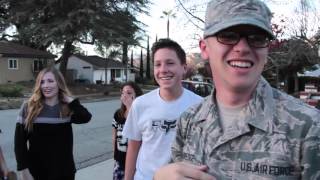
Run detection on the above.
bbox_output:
[0,99,120,171]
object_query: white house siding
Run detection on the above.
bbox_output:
[93,69,106,84]
[93,69,128,84]
[65,55,136,84]
[102,68,133,84]
[128,72,135,82]
[113,68,130,83]
[115,69,124,82]
[122,69,135,82]
[107,69,112,84]
[92,69,113,84]
[67,56,94,83]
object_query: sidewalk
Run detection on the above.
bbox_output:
[76,159,114,180]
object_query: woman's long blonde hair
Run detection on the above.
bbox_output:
[25,67,72,131]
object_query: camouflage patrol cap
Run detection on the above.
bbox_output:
[204,0,274,38]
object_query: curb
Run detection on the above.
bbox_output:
[76,151,113,170]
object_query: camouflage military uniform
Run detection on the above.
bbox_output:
[172,78,320,180]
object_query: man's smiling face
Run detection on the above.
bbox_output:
[153,48,186,92]
[200,25,269,93]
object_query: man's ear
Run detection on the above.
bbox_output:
[264,46,270,65]
[199,39,209,60]
[182,63,187,78]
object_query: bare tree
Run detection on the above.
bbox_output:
[177,0,320,93]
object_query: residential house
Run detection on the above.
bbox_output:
[0,41,56,84]
[298,64,320,91]
[66,54,134,84]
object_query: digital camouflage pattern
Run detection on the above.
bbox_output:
[204,0,274,38]
[172,78,320,180]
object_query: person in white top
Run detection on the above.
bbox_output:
[123,38,203,180]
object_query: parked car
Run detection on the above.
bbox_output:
[182,80,213,97]
[298,91,320,109]
[191,74,204,82]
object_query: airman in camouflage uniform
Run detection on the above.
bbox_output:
[154,0,320,180]
[172,77,320,179]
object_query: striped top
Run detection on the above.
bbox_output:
[14,99,92,178]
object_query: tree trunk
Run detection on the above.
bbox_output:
[140,49,144,79]
[130,50,134,68]
[105,58,108,84]
[122,42,128,64]
[146,36,151,79]
[294,73,299,93]
[167,19,169,38]
[122,42,128,82]
[58,40,73,78]
[276,67,280,89]
[284,73,296,94]
[284,74,289,93]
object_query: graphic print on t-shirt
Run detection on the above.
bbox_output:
[151,119,177,133]
[116,123,128,152]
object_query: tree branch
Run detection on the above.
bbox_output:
[176,0,204,23]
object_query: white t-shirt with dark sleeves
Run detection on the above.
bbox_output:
[123,88,203,180]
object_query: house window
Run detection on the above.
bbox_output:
[115,69,121,78]
[111,69,121,82]
[8,59,18,69]
[83,66,91,69]
[33,59,44,72]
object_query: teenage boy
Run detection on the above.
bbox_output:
[154,0,320,179]
[123,39,203,180]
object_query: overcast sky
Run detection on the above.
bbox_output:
[82,0,320,56]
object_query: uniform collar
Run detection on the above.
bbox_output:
[195,77,275,134]
[195,90,219,123]
[246,77,275,133]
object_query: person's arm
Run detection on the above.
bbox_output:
[14,123,30,171]
[68,99,92,124]
[14,102,34,180]
[19,169,34,180]
[0,146,9,178]
[301,123,320,179]
[112,112,119,157]
[15,103,30,172]
[15,123,35,180]
[112,128,116,156]
[154,111,215,180]
[124,139,141,180]
[171,115,186,162]
[154,162,215,180]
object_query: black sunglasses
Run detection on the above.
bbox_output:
[214,31,271,48]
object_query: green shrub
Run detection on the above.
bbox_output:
[0,84,24,97]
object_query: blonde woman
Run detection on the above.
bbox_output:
[14,67,92,180]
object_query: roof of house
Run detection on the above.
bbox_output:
[0,41,56,59]
[297,65,320,78]
[304,69,320,77]
[73,54,127,69]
